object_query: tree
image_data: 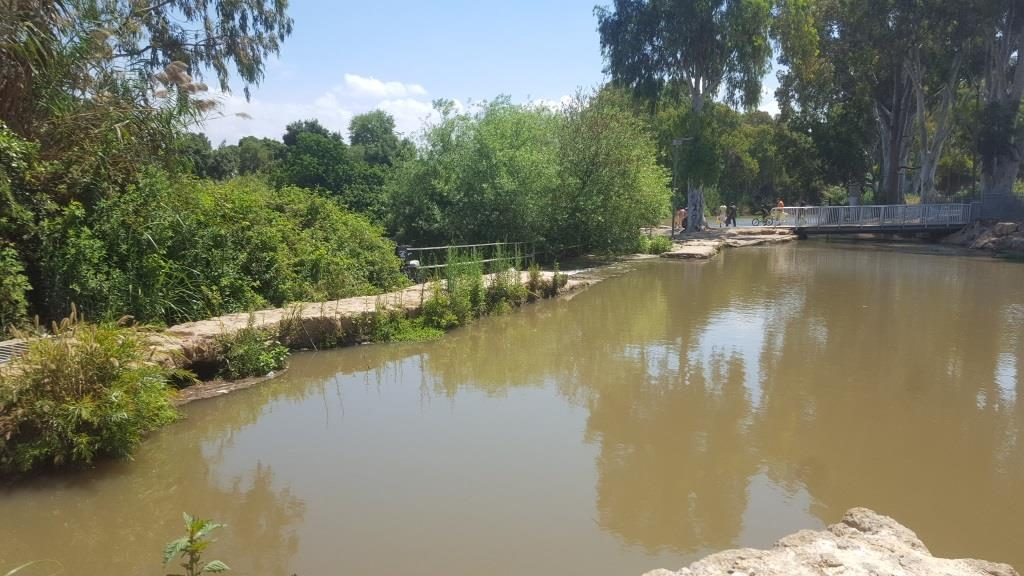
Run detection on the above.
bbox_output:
[97,0,293,99]
[282,119,334,146]
[978,0,1024,196]
[178,133,213,177]
[237,136,283,175]
[596,0,773,229]
[348,111,412,166]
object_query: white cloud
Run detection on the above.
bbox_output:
[197,73,444,144]
[198,90,355,145]
[342,73,428,99]
[532,95,573,112]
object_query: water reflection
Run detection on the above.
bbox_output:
[1,243,1022,574]
[0,399,306,576]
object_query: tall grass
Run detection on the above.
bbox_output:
[0,310,187,474]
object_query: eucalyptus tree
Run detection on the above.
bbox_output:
[596,0,772,230]
[774,0,918,204]
[977,0,1024,196]
[776,0,985,204]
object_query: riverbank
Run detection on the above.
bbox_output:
[149,270,594,402]
[661,227,797,259]
[943,220,1024,256]
[644,508,1018,576]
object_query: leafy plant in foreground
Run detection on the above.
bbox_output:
[0,312,183,474]
[163,513,230,576]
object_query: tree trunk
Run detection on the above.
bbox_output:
[981,6,1024,196]
[847,180,861,206]
[982,153,1021,195]
[907,49,961,203]
[685,84,708,231]
[687,183,707,230]
[875,65,914,205]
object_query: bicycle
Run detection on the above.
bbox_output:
[751,213,774,226]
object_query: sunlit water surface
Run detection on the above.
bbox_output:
[2,243,1023,575]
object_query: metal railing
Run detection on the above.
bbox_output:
[0,338,32,365]
[772,204,973,229]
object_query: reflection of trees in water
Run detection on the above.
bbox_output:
[391,248,1024,560]
[0,406,305,575]
[750,247,1024,564]
[413,256,786,553]
[10,248,1011,571]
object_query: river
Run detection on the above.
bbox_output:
[1,242,1022,575]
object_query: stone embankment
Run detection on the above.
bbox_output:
[147,270,592,372]
[661,227,797,260]
[943,220,1024,256]
[643,508,1017,576]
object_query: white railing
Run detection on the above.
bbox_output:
[772,204,972,229]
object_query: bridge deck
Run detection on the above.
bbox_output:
[768,204,972,235]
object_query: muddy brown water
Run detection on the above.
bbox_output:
[2,243,1023,575]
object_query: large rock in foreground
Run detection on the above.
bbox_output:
[644,508,1018,576]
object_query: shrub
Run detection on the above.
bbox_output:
[0,318,183,474]
[215,323,289,380]
[0,244,30,334]
[38,172,409,326]
[420,284,460,330]
[369,308,444,343]
[646,235,673,254]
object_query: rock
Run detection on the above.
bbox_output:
[643,508,1018,576]
[661,242,721,259]
[992,222,1020,236]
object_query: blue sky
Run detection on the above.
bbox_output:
[201,0,778,145]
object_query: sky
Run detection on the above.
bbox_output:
[199,0,779,145]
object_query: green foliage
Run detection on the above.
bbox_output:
[596,0,773,109]
[163,513,230,576]
[0,244,29,333]
[36,172,407,325]
[638,235,673,254]
[0,318,183,474]
[368,307,445,343]
[274,119,392,221]
[349,111,414,167]
[389,92,669,256]
[215,323,289,380]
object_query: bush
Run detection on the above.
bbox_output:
[0,318,183,474]
[388,92,670,256]
[38,172,408,325]
[215,323,289,380]
[647,235,673,254]
[0,244,30,334]
[368,307,444,343]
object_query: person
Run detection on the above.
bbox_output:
[680,207,688,231]
[726,204,737,227]
[674,207,686,231]
[717,205,727,228]
[774,197,786,224]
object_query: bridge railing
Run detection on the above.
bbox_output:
[775,204,972,229]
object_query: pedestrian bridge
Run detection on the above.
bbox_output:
[771,203,974,235]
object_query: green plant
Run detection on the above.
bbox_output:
[163,513,230,576]
[215,321,289,380]
[0,313,184,474]
[420,283,460,330]
[369,308,444,343]
[527,262,542,296]
[646,235,672,254]
[0,244,30,334]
